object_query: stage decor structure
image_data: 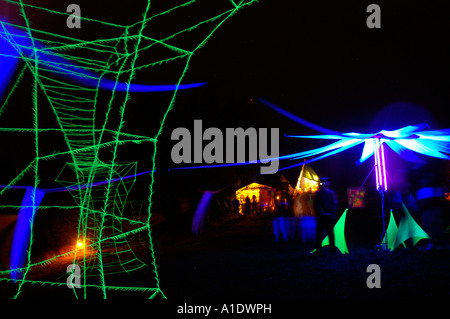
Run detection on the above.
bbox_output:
[259,98,449,252]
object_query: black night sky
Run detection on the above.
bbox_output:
[1,0,449,194]
[154,0,450,199]
[1,0,450,302]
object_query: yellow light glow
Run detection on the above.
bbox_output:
[235,182,275,214]
[76,241,84,248]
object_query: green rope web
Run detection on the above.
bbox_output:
[0,0,258,299]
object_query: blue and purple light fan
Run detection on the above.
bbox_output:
[259,97,450,190]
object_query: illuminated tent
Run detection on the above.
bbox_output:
[294,164,320,195]
[293,164,319,217]
[235,183,275,215]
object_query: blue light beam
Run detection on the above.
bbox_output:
[9,187,45,282]
[170,99,450,173]
[0,19,206,101]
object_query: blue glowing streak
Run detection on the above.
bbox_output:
[0,170,153,193]
[0,19,206,100]
[0,28,19,102]
[261,99,450,163]
[9,187,45,282]
[384,140,425,164]
[258,98,342,135]
[169,99,450,172]
[42,169,153,193]
[192,191,215,235]
[269,138,366,173]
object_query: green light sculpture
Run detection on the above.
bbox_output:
[381,204,430,251]
[0,0,258,299]
[320,208,349,254]
[392,203,430,250]
[381,210,400,251]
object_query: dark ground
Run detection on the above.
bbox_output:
[154,212,450,300]
[1,211,449,303]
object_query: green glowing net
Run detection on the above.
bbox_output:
[0,0,257,299]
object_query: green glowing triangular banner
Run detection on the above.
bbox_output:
[381,210,400,251]
[392,203,430,250]
[322,209,349,254]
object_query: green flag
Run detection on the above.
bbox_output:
[322,209,349,254]
[381,210,400,251]
[392,203,430,250]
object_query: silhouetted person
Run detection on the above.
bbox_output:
[232,198,240,215]
[244,196,251,215]
[251,195,258,214]
[414,161,447,250]
[313,178,338,254]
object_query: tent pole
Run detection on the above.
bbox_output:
[378,189,388,250]
[373,137,389,250]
